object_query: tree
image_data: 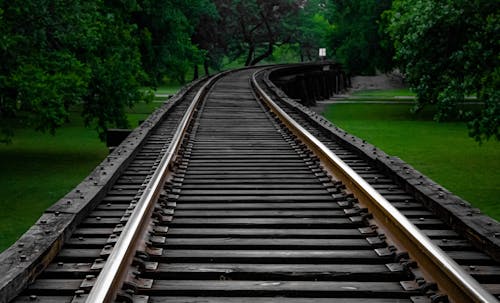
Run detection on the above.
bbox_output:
[386,0,499,141]
[0,0,150,142]
[0,0,96,141]
[192,8,225,75]
[212,0,301,66]
[131,0,216,85]
[328,0,393,74]
[81,3,150,139]
[287,0,334,62]
[194,0,333,69]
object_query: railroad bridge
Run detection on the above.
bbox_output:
[1,64,499,303]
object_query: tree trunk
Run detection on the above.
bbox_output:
[192,64,199,80]
[250,11,275,66]
[204,60,210,76]
[250,42,274,66]
[245,45,255,66]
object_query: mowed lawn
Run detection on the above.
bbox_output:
[0,117,108,252]
[322,99,500,221]
[0,93,172,252]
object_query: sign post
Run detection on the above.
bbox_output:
[319,48,326,60]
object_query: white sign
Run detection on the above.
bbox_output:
[319,48,326,57]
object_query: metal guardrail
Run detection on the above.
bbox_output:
[251,69,498,303]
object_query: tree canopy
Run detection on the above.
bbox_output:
[0,0,211,141]
[328,0,393,75]
[131,0,216,85]
[289,0,333,61]
[208,0,302,66]
[385,0,499,141]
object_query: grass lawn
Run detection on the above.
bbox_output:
[154,85,182,96]
[126,92,173,127]
[0,87,177,252]
[350,88,416,98]
[322,101,500,221]
[0,115,108,252]
[346,88,416,102]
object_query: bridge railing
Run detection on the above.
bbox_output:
[269,62,350,106]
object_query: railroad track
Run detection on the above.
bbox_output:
[1,66,500,303]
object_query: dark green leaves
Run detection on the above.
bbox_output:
[328,0,393,75]
[0,0,206,141]
[0,1,98,140]
[386,0,499,141]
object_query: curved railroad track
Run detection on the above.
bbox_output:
[1,65,499,303]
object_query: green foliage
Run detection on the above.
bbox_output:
[11,53,90,133]
[0,0,151,141]
[205,0,301,67]
[328,0,393,74]
[81,8,150,139]
[268,44,303,64]
[289,0,334,61]
[133,0,216,84]
[0,0,339,141]
[386,0,500,141]
[0,0,219,140]
[0,1,95,140]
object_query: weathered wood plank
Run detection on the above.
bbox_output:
[169,218,356,228]
[152,263,407,281]
[25,279,82,295]
[166,228,369,238]
[173,210,345,217]
[174,203,341,210]
[158,249,388,264]
[160,238,373,249]
[12,296,74,303]
[146,280,417,297]
[177,196,336,202]
[148,297,415,303]
[178,189,329,195]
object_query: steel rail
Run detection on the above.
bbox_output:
[251,70,498,303]
[84,75,218,303]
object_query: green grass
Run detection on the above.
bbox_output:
[0,115,108,252]
[127,85,180,127]
[346,88,416,102]
[154,85,181,96]
[126,99,166,127]
[350,88,415,98]
[0,88,179,252]
[322,102,500,220]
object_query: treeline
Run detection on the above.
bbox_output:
[0,0,498,142]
